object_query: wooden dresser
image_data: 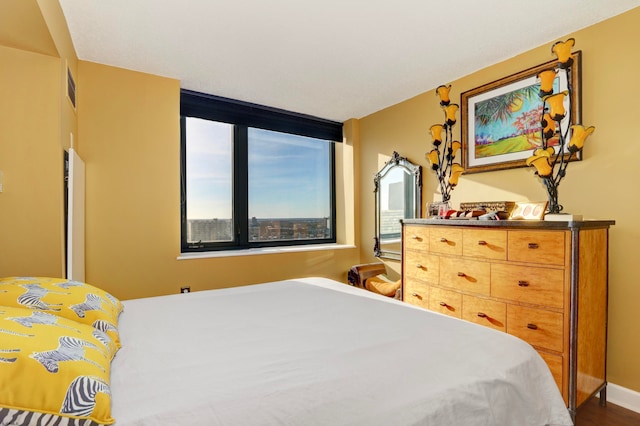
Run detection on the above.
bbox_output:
[401,219,614,418]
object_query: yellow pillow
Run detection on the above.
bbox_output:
[0,277,123,355]
[0,305,114,425]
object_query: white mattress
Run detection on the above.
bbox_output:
[110,277,573,425]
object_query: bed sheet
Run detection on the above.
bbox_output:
[110,277,572,425]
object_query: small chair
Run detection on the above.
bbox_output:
[348,263,402,300]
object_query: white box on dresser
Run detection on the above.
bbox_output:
[401,218,615,420]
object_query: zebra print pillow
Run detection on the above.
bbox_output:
[0,277,123,357]
[0,305,114,426]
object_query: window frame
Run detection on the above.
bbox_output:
[180,90,341,253]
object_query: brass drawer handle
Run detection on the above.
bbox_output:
[478,240,487,246]
[411,235,419,240]
[528,243,539,249]
[412,292,418,297]
[518,281,530,287]
[415,264,423,269]
[440,237,448,243]
[439,301,448,307]
[457,272,466,277]
[477,312,487,318]
[527,323,538,330]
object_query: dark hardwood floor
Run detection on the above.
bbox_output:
[575,397,640,425]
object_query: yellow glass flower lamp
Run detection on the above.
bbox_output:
[443,104,459,126]
[568,125,595,153]
[436,84,451,106]
[526,38,596,215]
[526,148,555,177]
[537,69,557,97]
[541,113,557,139]
[430,124,444,146]
[551,38,575,69]
[450,141,461,158]
[448,164,464,186]
[426,84,463,203]
[543,91,568,121]
[426,149,440,170]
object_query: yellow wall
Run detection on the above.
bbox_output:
[0,45,62,276]
[357,7,640,393]
[77,61,359,300]
[36,0,79,155]
[0,0,77,277]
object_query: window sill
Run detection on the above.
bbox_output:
[177,243,356,260]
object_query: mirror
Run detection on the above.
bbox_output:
[374,152,422,260]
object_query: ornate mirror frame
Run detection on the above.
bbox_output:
[374,151,422,260]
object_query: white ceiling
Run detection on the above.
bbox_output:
[59,0,640,122]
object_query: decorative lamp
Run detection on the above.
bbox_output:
[525,148,555,177]
[450,141,461,158]
[568,125,595,152]
[551,38,575,68]
[541,113,557,139]
[430,124,444,146]
[443,104,459,126]
[526,38,595,214]
[436,85,452,106]
[426,84,464,203]
[543,91,568,121]
[448,164,465,186]
[427,149,440,170]
[537,69,557,96]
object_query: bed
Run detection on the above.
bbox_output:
[0,276,572,426]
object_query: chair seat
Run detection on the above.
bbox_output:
[365,276,402,297]
[348,263,386,288]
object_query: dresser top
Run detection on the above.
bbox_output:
[402,218,615,230]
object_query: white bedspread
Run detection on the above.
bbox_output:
[111,277,572,425]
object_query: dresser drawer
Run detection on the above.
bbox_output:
[462,229,507,260]
[507,230,566,266]
[439,257,490,296]
[507,305,563,352]
[491,264,564,309]
[403,279,429,309]
[404,251,439,284]
[404,225,429,251]
[462,294,506,332]
[538,351,564,400]
[429,227,463,256]
[429,286,462,318]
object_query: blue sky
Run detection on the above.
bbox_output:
[186,118,331,220]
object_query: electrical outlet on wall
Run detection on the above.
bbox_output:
[180,286,191,293]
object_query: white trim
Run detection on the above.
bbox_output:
[601,382,640,414]
[67,147,85,281]
[177,243,356,260]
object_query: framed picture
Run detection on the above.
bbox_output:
[461,51,581,174]
[509,201,548,220]
[427,201,450,218]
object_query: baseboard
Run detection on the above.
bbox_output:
[601,382,640,413]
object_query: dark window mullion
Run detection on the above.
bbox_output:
[329,142,337,241]
[234,125,249,247]
[179,116,189,251]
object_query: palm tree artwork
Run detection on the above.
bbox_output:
[473,84,557,159]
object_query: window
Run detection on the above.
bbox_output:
[180,90,342,252]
